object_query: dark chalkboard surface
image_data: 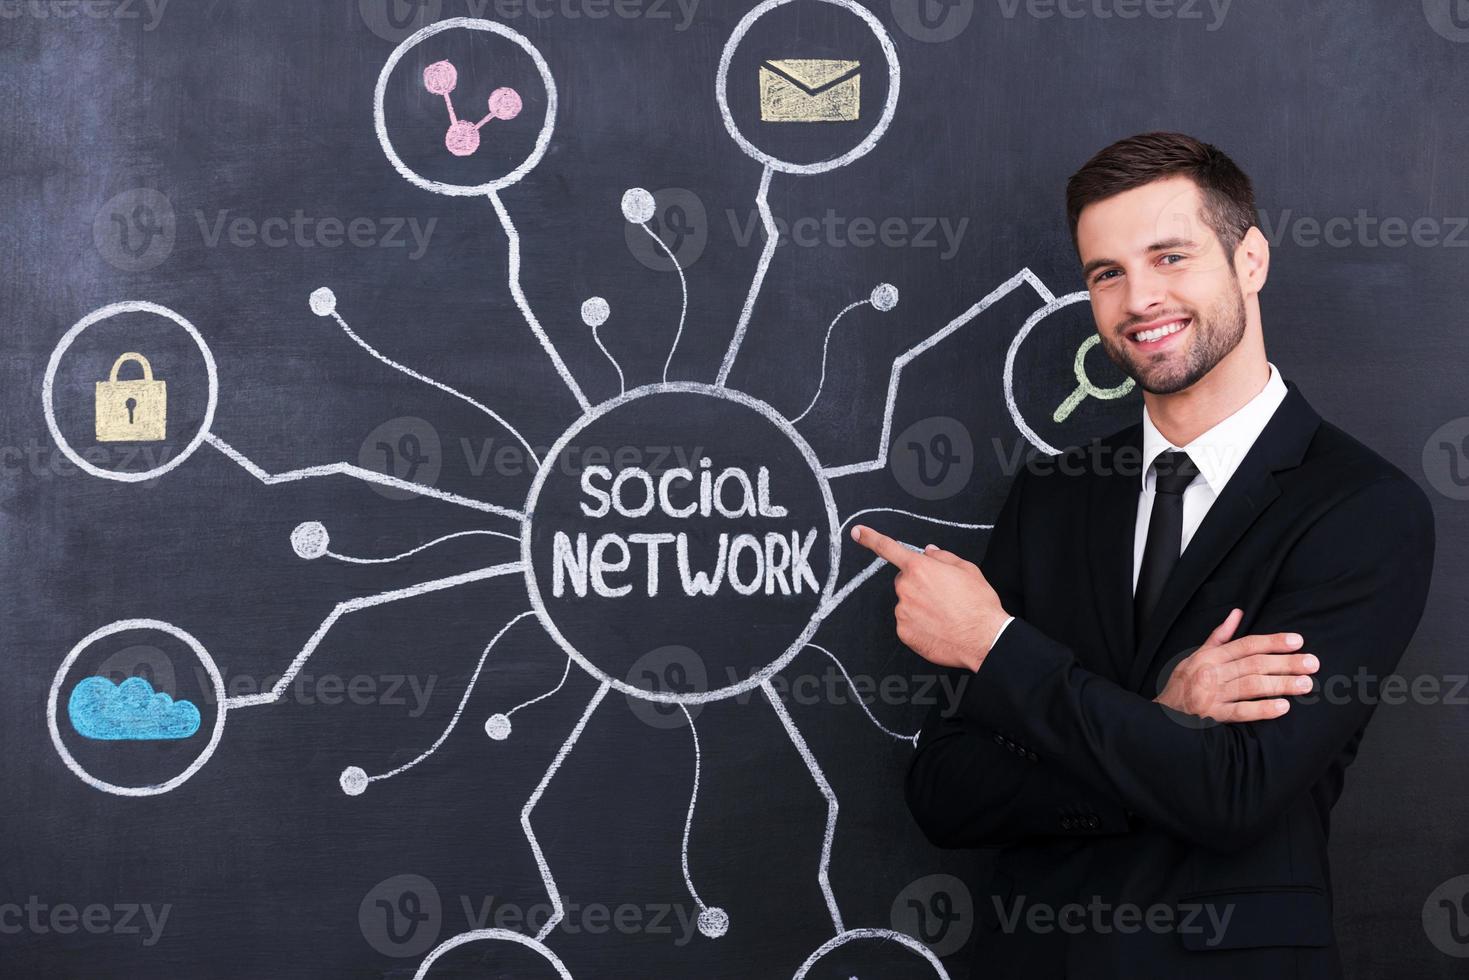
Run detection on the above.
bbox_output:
[5,1,1468,977]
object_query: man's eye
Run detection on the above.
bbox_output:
[1093,269,1121,283]
[1160,253,1186,265]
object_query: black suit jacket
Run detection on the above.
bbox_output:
[906,383,1435,978]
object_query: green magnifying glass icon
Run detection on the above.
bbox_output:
[1052,334,1136,423]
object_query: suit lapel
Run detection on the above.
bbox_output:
[1085,426,1141,682]
[1125,384,1321,692]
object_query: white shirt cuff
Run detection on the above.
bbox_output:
[990,615,1016,651]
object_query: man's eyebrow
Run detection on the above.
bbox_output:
[1146,237,1198,253]
[1082,256,1117,278]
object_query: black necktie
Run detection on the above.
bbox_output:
[1134,449,1200,639]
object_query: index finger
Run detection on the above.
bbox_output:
[850,525,915,569]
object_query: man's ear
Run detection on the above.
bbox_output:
[1233,225,1270,295]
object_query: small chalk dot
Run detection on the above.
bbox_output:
[581,296,611,328]
[485,713,512,741]
[290,521,329,560]
[621,187,657,224]
[339,766,368,796]
[697,907,730,938]
[871,283,899,311]
[308,287,336,317]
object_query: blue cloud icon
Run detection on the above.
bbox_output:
[68,675,201,740]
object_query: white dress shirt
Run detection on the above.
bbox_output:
[1131,362,1288,592]
[988,362,1288,648]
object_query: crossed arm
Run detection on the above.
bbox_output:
[853,473,1435,852]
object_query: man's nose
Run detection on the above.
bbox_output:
[1122,267,1169,318]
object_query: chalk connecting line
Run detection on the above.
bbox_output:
[204,433,525,520]
[822,267,1054,479]
[716,165,776,388]
[222,562,524,711]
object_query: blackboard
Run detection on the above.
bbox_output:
[5,1,1468,977]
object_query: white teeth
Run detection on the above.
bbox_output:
[1134,320,1188,343]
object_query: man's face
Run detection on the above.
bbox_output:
[1075,176,1247,395]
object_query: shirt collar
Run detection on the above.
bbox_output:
[1140,363,1289,494]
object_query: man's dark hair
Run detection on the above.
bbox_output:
[1065,132,1257,258]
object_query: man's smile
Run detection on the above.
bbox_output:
[1125,315,1192,349]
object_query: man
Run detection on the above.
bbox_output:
[852,132,1435,977]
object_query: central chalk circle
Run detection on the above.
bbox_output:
[522,382,839,704]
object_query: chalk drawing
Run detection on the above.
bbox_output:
[620,188,690,383]
[47,619,227,796]
[94,352,166,442]
[790,283,899,425]
[580,295,623,395]
[41,9,1094,973]
[714,0,902,387]
[793,927,950,978]
[822,267,1056,478]
[308,286,540,469]
[759,59,862,123]
[422,58,522,157]
[1004,289,1094,455]
[678,703,729,938]
[802,643,918,745]
[43,301,217,483]
[340,611,535,794]
[1051,332,1135,423]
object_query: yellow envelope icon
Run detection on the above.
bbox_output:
[759,59,860,123]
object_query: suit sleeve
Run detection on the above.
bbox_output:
[905,465,1135,848]
[961,474,1435,852]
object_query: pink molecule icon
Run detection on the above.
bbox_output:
[421,59,522,158]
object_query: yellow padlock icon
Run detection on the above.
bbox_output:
[95,352,167,442]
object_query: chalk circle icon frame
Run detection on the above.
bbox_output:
[716,0,902,176]
[413,929,573,980]
[42,301,219,483]
[1005,290,1119,456]
[520,381,842,705]
[48,618,229,797]
[792,927,951,978]
[374,17,558,196]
